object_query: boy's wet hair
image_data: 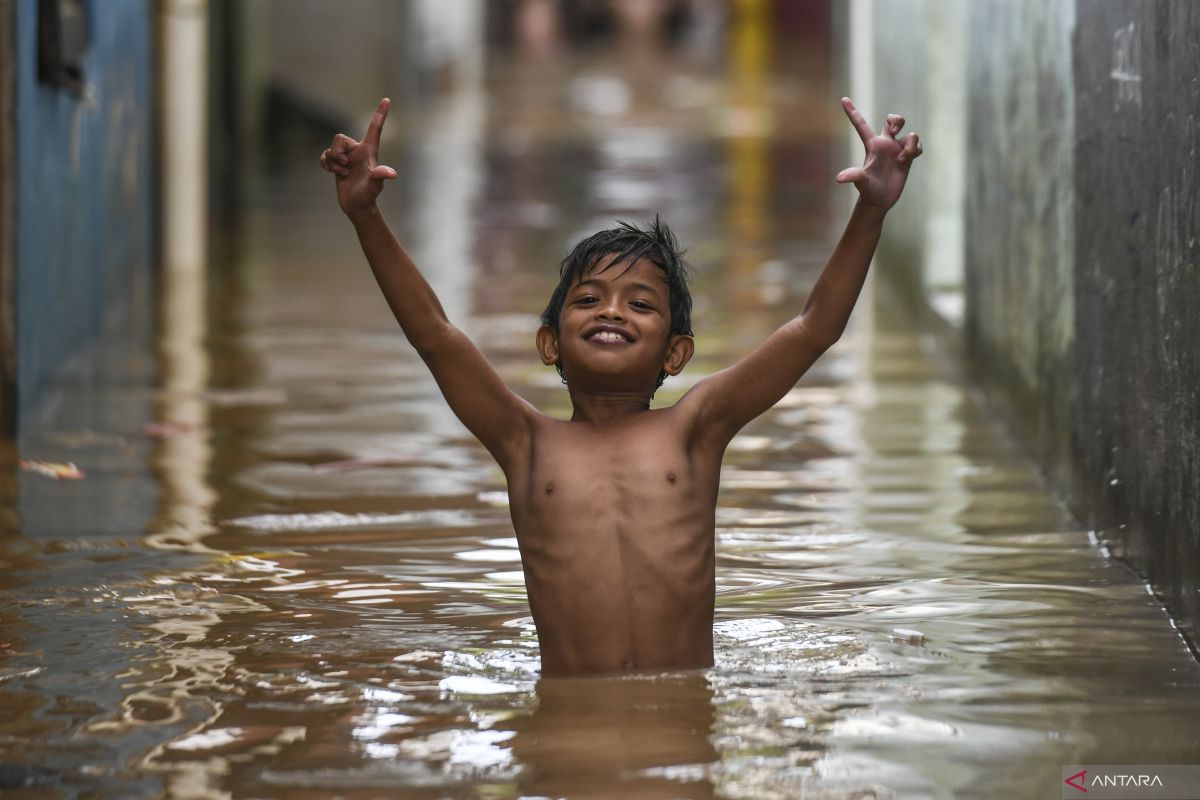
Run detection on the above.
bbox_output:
[541,218,694,388]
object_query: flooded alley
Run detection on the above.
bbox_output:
[3,3,1200,799]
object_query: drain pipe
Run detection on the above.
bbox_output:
[154,0,215,552]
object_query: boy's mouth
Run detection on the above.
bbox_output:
[586,325,633,344]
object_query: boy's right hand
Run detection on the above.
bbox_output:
[319,98,398,218]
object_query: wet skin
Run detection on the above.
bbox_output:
[511,406,720,676]
[514,258,717,675]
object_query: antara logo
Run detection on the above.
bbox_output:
[1065,769,1088,792]
[1091,773,1163,788]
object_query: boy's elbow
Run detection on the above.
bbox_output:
[820,327,844,351]
[407,320,458,357]
[793,317,840,353]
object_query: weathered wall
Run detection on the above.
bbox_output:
[861,0,1077,483]
[14,0,156,429]
[856,0,1200,649]
[860,0,1076,476]
[964,0,1077,492]
[1073,2,1200,645]
[865,0,967,325]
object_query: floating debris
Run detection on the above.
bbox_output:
[890,628,926,646]
[19,461,85,480]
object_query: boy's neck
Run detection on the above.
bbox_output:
[567,389,653,423]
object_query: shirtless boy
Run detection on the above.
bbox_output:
[320,96,921,677]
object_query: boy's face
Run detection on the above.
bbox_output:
[537,255,693,394]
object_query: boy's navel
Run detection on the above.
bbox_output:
[545,482,554,494]
[667,472,677,483]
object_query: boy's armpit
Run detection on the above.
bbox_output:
[677,319,831,447]
[417,325,539,471]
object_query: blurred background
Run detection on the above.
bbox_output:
[1,1,1199,797]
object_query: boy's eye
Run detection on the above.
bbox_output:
[630,301,652,310]
[575,296,598,305]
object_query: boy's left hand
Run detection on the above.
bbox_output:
[319,98,398,218]
[836,97,922,210]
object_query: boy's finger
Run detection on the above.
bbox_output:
[363,98,391,150]
[370,164,398,181]
[321,149,352,176]
[836,166,865,184]
[897,132,921,163]
[841,97,874,144]
[885,114,905,138]
[331,133,359,156]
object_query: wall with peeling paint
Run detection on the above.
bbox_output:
[14,0,155,429]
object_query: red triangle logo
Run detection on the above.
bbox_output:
[1065,769,1088,792]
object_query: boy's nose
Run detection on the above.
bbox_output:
[596,300,624,320]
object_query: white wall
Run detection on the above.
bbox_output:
[849,0,967,326]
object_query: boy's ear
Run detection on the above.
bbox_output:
[663,334,695,376]
[536,325,560,367]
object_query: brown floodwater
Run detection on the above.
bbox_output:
[3,38,1200,800]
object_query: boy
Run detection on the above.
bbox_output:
[319,97,921,677]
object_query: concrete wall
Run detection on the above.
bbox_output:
[964,0,1077,492]
[861,0,1200,650]
[1073,2,1200,645]
[848,0,966,325]
[13,0,156,430]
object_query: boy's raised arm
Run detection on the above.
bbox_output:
[682,98,923,447]
[320,99,535,470]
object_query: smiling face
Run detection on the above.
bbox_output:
[537,255,694,395]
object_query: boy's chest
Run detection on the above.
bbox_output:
[511,417,720,590]
[519,419,716,517]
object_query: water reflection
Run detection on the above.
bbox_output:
[511,673,718,798]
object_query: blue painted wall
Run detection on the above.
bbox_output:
[15,0,155,428]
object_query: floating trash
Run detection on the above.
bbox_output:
[890,628,926,645]
[19,460,85,480]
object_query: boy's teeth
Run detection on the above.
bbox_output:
[592,331,625,343]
